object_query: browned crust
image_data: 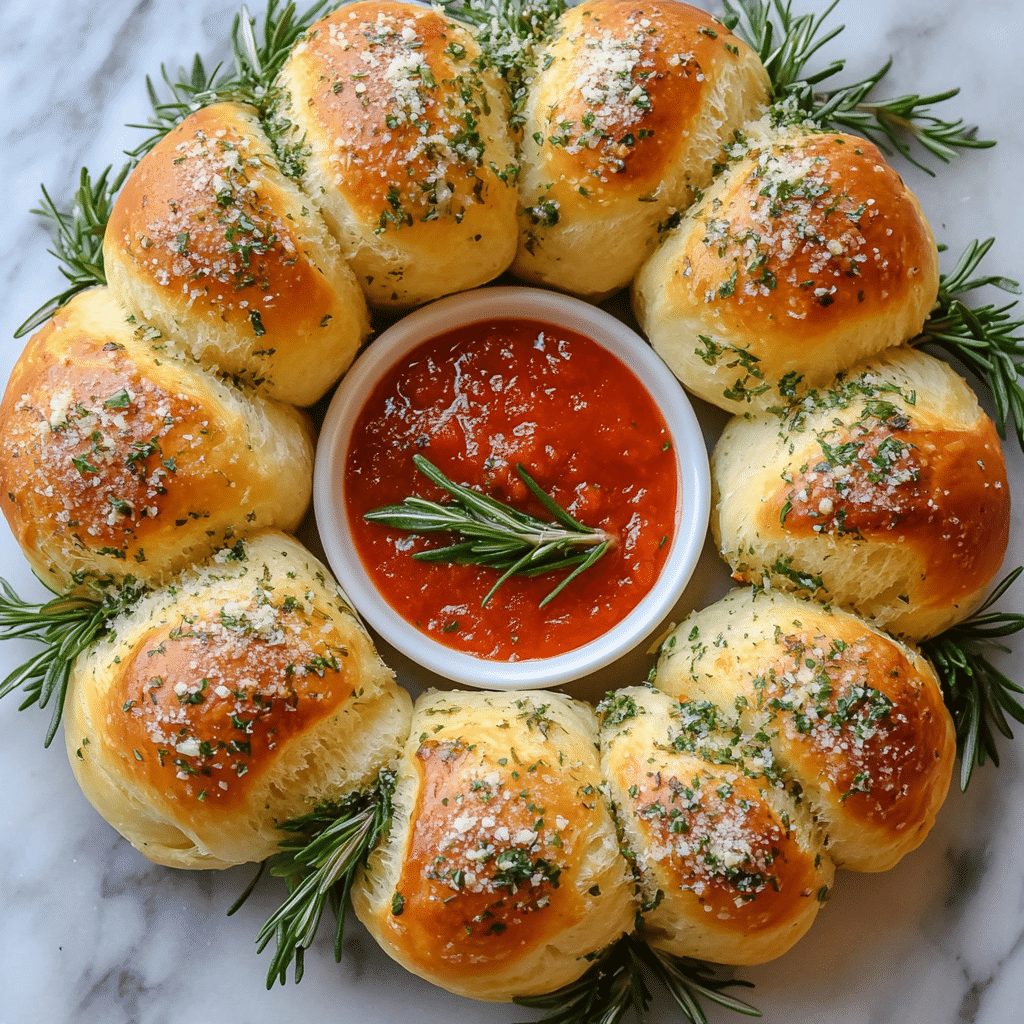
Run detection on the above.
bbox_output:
[661,132,937,355]
[103,102,367,401]
[1,315,206,560]
[743,623,954,834]
[616,756,822,933]
[109,106,335,335]
[756,418,1010,611]
[0,290,310,585]
[378,737,591,978]
[95,604,358,816]
[532,1,763,212]
[285,2,514,228]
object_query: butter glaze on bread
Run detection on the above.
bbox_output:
[0,2,989,996]
[353,690,635,1001]
[600,685,833,964]
[633,125,939,412]
[712,347,1010,639]
[104,102,369,406]
[64,532,413,870]
[275,1,518,307]
[514,0,769,299]
[653,588,955,872]
[0,287,314,592]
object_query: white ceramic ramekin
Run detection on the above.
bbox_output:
[313,286,710,689]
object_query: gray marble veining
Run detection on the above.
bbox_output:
[1,2,1022,1022]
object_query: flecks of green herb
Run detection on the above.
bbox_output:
[439,0,567,127]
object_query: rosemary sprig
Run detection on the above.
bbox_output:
[916,238,1024,451]
[720,0,992,174]
[364,455,611,608]
[921,568,1024,792]
[816,67,993,172]
[721,0,846,103]
[125,0,334,159]
[14,163,132,339]
[440,0,567,126]
[513,932,760,1024]
[0,576,144,746]
[232,772,394,988]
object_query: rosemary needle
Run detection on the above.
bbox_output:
[363,455,612,608]
[126,0,333,159]
[238,769,763,1022]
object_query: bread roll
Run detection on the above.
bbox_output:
[64,531,412,870]
[712,347,1010,638]
[0,287,314,592]
[353,689,636,1001]
[274,1,518,307]
[600,685,833,964]
[103,102,369,406]
[633,125,939,412]
[512,0,769,300]
[653,587,956,872]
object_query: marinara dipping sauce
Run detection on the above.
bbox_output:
[344,318,678,661]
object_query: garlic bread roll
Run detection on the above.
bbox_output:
[599,686,833,965]
[633,126,939,413]
[274,1,518,307]
[104,102,369,405]
[513,0,769,300]
[353,689,636,1001]
[712,347,1010,639]
[653,588,956,872]
[0,288,314,592]
[64,532,412,870]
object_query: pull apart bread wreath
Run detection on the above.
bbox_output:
[2,0,1023,1021]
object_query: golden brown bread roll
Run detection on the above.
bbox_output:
[353,689,636,1001]
[274,1,518,307]
[64,531,413,870]
[653,587,956,872]
[0,287,314,592]
[103,101,369,406]
[513,0,770,300]
[712,346,1010,639]
[599,685,833,965]
[633,124,939,412]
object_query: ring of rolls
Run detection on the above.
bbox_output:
[0,0,1010,1008]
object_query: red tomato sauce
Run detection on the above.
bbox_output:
[344,318,678,661]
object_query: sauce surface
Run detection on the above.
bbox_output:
[345,318,678,660]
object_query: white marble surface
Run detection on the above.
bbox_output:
[1,1,1023,1022]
